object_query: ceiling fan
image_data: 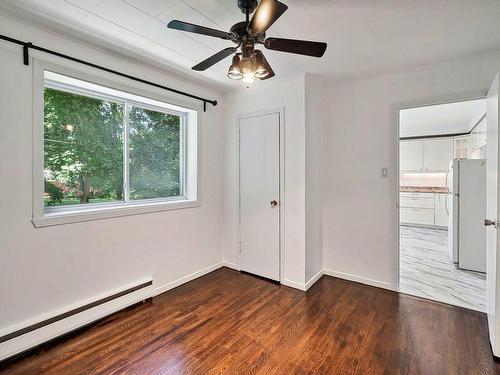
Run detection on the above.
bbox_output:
[167,0,327,84]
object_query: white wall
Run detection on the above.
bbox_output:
[319,51,500,290]
[305,74,324,282]
[0,15,225,331]
[222,76,307,286]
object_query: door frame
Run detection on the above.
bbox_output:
[395,92,487,293]
[236,107,285,283]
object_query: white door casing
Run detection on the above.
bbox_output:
[486,73,500,356]
[239,112,281,281]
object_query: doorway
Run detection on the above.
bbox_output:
[238,110,282,281]
[398,98,487,312]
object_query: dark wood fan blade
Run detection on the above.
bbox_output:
[255,50,275,80]
[192,47,237,71]
[264,37,327,57]
[168,20,231,40]
[249,0,288,34]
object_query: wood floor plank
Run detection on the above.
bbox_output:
[0,268,498,375]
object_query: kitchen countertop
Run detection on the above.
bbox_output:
[400,186,448,194]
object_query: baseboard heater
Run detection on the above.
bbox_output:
[0,278,154,362]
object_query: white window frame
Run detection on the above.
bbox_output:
[32,59,200,227]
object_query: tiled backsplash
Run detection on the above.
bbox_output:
[400,173,447,187]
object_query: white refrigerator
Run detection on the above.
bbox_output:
[446,159,487,273]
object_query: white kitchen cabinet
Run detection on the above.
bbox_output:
[434,193,448,227]
[470,116,487,159]
[400,141,423,171]
[400,192,434,208]
[400,207,435,226]
[400,192,435,226]
[400,192,449,228]
[400,138,453,172]
[424,138,454,172]
[454,136,469,159]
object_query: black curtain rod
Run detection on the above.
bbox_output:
[0,33,218,112]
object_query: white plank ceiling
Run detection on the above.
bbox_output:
[1,0,500,90]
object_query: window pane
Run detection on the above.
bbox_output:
[44,88,124,207]
[128,106,181,200]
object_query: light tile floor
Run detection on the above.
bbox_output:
[400,225,486,312]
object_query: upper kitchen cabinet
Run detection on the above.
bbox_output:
[470,115,487,159]
[424,138,454,171]
[400,141,423,171]
[454,136,469,159]
[400,138,453,172]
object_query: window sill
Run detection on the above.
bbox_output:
[32,199,201,228]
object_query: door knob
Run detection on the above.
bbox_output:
[270,200,278,207]
[484,219,497,227]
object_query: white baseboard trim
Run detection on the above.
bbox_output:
[282,278,306,291]
[0,279,154,362]
[323,269,393,291]
[1,261,229,362]
[305,269,324,291]
[154,262,224,296]
[220,261,240,271]
[276,270,325,292]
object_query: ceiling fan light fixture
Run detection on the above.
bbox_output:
[254,66,269,79]
[227,54,242,80]
[170,0,327,82]
[240,56,255,83]
[254,53,269,79]
[242,73,255,84]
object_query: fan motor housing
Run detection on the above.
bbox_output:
[237,0,258,14]
[230,22,248,41]
[230,22,266,44]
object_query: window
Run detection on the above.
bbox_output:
[34,66,198,226]
[44,87,126,207]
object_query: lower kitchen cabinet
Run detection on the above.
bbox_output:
[400,192,449,228]
[400,192,434,208]
[400,207,435,226]
[434,193,448,227]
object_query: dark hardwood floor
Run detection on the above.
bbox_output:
[1,267,498,374]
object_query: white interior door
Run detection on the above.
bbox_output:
[239,112,280,281]
[486,73,500,356]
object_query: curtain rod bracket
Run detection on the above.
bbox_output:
[23,42,31,66]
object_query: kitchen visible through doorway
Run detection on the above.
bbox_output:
[399,98,487,312]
